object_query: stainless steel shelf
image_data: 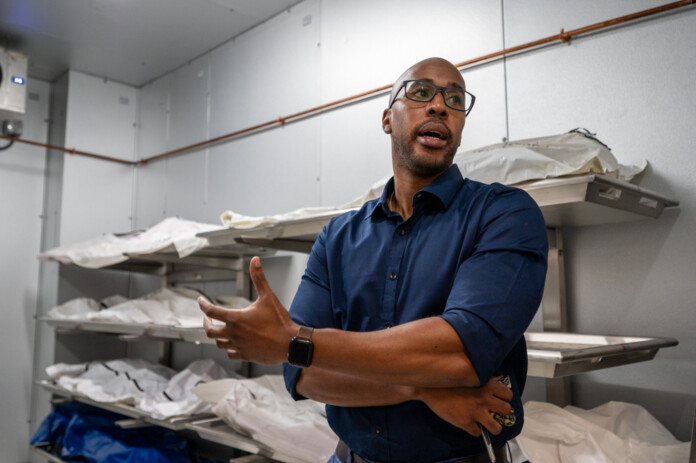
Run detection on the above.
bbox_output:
[36,380,210,431]
[30,445,66,463]
[187,417,308,463]
[41,242,276,274]
[522,174,679,228]
[525,332,678,378]
[37,380,304,463]
[201,213,345,254]
[199,174,679,254]
[41,317,214,344]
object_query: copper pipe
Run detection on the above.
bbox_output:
[3,0,693,166]
[0,134,136,165]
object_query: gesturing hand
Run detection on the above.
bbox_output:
[198,256,298,364]
[417,376,514,437]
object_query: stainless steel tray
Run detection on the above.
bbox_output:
[36,380,210,430]
[521,174,678,228]
[199,174,679,254]
[30,446,67,463]
[187,417,308,463]
[41,317,215,344]
[525,332,678,378]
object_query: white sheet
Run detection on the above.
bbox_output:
[47,358,234,419]
[517,400,689,462]
[193,375,338,463]
[220,130,646,229]
[46,287,251,328]
[39,217,223,268]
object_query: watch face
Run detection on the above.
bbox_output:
[288,337,314,367]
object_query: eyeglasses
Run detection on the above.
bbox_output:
[388,80,476,116]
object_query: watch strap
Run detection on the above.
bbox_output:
[297,325,314,340]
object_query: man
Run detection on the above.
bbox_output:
[199,57,548,463]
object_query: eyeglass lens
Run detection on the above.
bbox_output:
[404,81,470,112]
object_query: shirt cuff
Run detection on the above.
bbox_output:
[282,362,308,400]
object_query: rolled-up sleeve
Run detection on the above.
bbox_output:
[283,227,335,400]
[440,188,548,384]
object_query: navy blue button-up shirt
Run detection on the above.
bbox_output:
[283,165,548,462]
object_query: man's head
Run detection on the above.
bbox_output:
[382,57,469,179]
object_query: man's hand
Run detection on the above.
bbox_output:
[416,377,514,436]
[198,256,298,364]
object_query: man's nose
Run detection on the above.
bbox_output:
[426,90,448,118]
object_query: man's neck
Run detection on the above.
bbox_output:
[390,168,447,220]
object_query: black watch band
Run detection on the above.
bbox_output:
[287,326,315,368]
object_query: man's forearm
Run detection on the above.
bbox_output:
[308,316,480,388]
[296,367,417,407]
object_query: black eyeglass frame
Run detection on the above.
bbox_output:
[388,80,476,116]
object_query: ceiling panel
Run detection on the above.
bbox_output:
[0,0,302,86]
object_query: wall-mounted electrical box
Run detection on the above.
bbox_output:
[0,48,29,116]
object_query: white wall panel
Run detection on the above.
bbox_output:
[60,71,136,244]
[135,76,170,228]
[319,0,503,102]
[209,0,321,137]
[207,118,320,220]
[168,55,210,150]
[0,78,50,463]
[503,0,667,46]
[64,71,137,161]
[161,149,209,222]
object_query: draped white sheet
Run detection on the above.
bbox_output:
[516,401,689,463]
[46,358,236,419]
[39,217,223,268]
[220,130,646,229]
[193,375,338,463]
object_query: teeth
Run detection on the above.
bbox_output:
[424,131,442,139]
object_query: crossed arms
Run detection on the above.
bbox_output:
[198,257,513,436]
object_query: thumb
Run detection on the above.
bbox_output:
[249,256,273,299]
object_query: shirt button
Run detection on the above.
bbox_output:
[375,425,382,434]
[389,273,397,280]
[398,228,406,236]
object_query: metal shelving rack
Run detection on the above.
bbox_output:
[199,173,680,404]
[36,241,300,463]
[36,173,680,462]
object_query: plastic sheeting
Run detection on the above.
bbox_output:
[47,358,236,419]
[516,401,690,462]
[220,130,646,229]
[193,375,338,463]
[454,130,646,186]
[46,287,251,328]
[39,217,223,268]
[31,402,223,463]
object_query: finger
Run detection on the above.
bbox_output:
[479,415,503,435]
[492,382,514,401]
[203,315,228,338]
[488,397,513,416]
[249,256,273,299]
[198,296,235,322]
[216,339,236,350]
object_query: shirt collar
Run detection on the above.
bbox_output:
[368,165,464,219]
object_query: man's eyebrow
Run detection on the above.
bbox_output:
[413,78,464,90]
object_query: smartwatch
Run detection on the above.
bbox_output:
[287,326,315,368]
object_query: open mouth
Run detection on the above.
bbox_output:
[417,122,449,148]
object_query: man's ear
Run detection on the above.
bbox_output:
[382,109,392,134]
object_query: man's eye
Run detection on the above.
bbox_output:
[409,86,432,99]
[448,95,462,104]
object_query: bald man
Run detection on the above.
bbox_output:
[200,57,548,463]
